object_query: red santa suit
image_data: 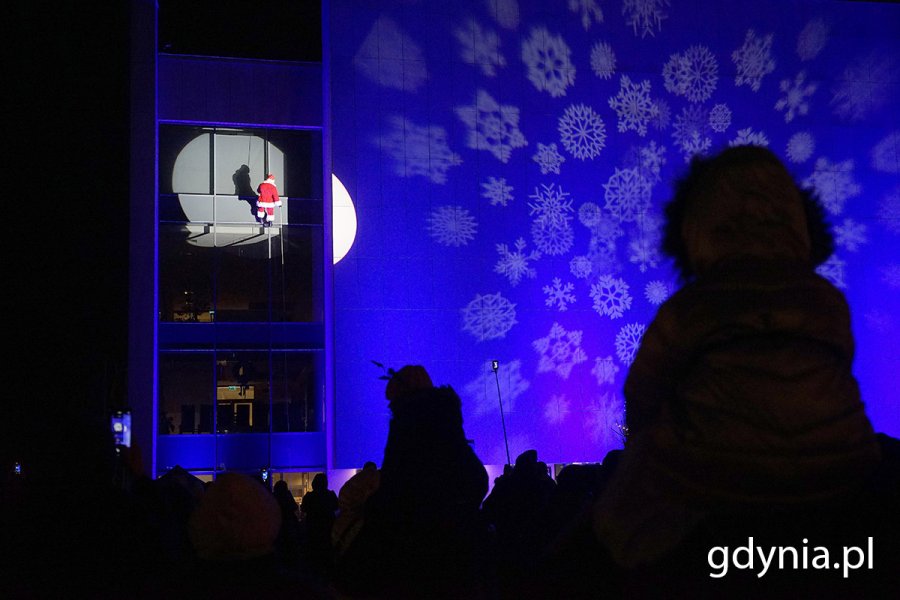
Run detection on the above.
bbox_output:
[256,174,281,225]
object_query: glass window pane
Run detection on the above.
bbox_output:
[216,352,269,434]
[161,125,211,195]
[159,353,214,434]
[159,223,214,322]
[272,226,322,322]
[214,132,267,195]
[215,238,271,322]
[272,352,322,432]
[267,129,322,201]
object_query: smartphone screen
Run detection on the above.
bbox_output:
[111,411,132,448]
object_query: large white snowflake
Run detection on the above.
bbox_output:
[708,103,732,133]
[427,205,478,246]
[729,127,770,147]
[381,116,462,184]
[558,103,607,160]
[622,0,669,38]
[603,167,652,223]
[802,157,861,215]
[521,27,576,97]
[528,183,574,226]
[482,176,514,207]
[651,98,671,131]
[831,52,896,122]
[816,255,847,289]
[591,356,620,386]
[628,236,660,272]
[532,218,576,256]
[354,17,428,92]
[533,142,566,175]
[834,218,867,252]
[569,0,603,30]
[464,358,530,417]
[461,292,517,341]
[644,280,670,305]
[590,41,617,79]
[585,392,626,449]
[590,275,632,319]
[495,237,541,286]
[544,394,571,425]
[663,45,718,103]
[672,105,712,162]
[615,322,646,366]
[871,131,900,174]
[456,89,528,163]
[797,18,830,62]
[543,277,577,311]
[570,255,593,279]
[533,322,588,379]
[608,75,658,137]
[775,71,817,123]
[455,20,506,77]
[879,186,900,234]
[786,132,815,164]
[732,29,776,92]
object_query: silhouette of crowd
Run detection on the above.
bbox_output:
[6,147,899,598]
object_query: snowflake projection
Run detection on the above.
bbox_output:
[544,394,571,425]
[622,0,669,38]
[461,292,517,341]
[521,27,577,97]
[591,215,626,246]
[732,29,776,92]
[533,142,566,175]
[590,275,633,319]
[427,205,478,246]
[603,168,652,223]
[797,18,830,62]
[864,310,896,334]
[585,392,625,448]
[816,255,847,289]
[543,277,577,311]
[775,71,817,123]
[482,176,514,207]
[632,141,667,184]
[628,236,660,272]
[651,98,671,131]
[591,355,620,386]
[532,218,576,256]
[569,0,603,30]
[578,202,603,227]
[663,45,718,103]
[528,183,574,226]
[464,358,530,417]
[786,132,815,164]
[802,157,861,215]
[558,103,607,160]
[831,52,896,122]
[456,89,528,163]
[834,218,868,252]
[644,280,670,305]
[729,127,770,147]
[570,255,593,279]
[590,41,617,80]
[487,0,520,30]
[882,264,900,289]
[879,187,900,234]
[871,131,900,174]
[608,75,658,136]
[615,322,646,366]
[380,116,462,184]
[587,242,624,279]
[495,237,541,286]
[455,19,506,77]
[533,322,588,379]
[672,105,712,162]
[353,17,428,92]
[708,103,732,133]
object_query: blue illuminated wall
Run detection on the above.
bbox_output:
[329,0,900,468]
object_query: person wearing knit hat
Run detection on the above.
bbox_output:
[256,173,281,227]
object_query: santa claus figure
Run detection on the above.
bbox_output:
[256,173,282,227]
